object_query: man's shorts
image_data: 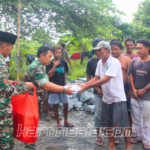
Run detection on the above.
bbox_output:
[124,82,131,115]
[101,101,130,128]
[42,91,49,104]
[48,93,68,104]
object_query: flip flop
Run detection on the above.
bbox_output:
[64,123,74,127]
[114,137,119,145]
[56,124,62,130]
[143,143,150,150]
[95,139,103,146]
[131,138,142,144]
[131,132,137,138]
[52,115,62,120]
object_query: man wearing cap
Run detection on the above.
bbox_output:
[110,39,135,139]
[78,41,132,150]
[0,31,34,150]
[86,37,103,146]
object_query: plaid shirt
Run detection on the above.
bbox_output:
[60,50,69,62]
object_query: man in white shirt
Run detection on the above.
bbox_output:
[78,41,132,150]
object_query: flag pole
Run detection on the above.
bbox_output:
[17,0,21,81]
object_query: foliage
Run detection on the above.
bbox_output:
[0,0,122,39]
[67,58,87,80]
[9,40,41,80]
[133,0,150,28]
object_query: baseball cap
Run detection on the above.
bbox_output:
[92,37,103,50]
[92,41,111,51]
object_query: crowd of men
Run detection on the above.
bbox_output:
[0,30,150,150]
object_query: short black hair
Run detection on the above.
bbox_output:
[110,39,123,49]
[37,46,53,58]
[137,39,150,48]
[125,37,135,45]
[110,39,120,45]
[61,43,65,48]
[53,45,62,52]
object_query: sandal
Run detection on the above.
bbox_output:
[56,124,62,130]
[114,137,119,145]
[45,115,51,121]
[64,123,74,127]
[131,132,137,138]
[131,138,142,144]
[95,139,103,146]
[143,143,150,150]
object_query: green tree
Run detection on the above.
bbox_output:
[132,0,150,40]
[133,0,150,27]
[0,0,122,39]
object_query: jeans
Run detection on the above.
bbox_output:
[94,94,102,128]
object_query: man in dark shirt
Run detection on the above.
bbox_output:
[86,37,103,146]
[46,45,73,129]
[128,39,150,149]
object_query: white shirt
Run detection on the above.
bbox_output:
[5,56,10,63]
[95,55,126,104]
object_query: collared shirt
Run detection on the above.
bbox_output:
[0,53,9,80]
[95,55,126,104]
[23,57,49,97]
[60,49,69,62]
[122,52,139,60]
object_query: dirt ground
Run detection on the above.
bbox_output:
[14,110,143,150]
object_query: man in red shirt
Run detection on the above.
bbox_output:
[122,37,139,60]
[123,37,138,138]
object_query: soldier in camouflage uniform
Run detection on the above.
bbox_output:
[0,31,34,150]
[0,80,32,150]
[23,45,74,149]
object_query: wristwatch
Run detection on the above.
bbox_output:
[62,87,65,93]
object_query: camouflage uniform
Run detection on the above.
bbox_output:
[23,57,49,149]
[0,54,9,80]
[23,57,49,98]
[0,53,35,150]
[0,81,29,150]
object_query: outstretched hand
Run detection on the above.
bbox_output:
[64,84,75,95]
[77,83,88,93]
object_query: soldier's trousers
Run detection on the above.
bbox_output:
[0,126,14,150]
[24,143,36,150]
[0,122,36,150]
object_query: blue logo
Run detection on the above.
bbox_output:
[106,66,108,70]
[55,67,64,73]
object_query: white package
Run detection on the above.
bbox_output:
[70,85,81,94]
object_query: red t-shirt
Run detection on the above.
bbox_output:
[122,53,139,60]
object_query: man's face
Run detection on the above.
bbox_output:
[137,43,149,58]
[1,43,14,57]
[125,41,135,53]
[53,49,62,59]
[95,48,108,59]
[111,45,122,58]
[41,50,53,66]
